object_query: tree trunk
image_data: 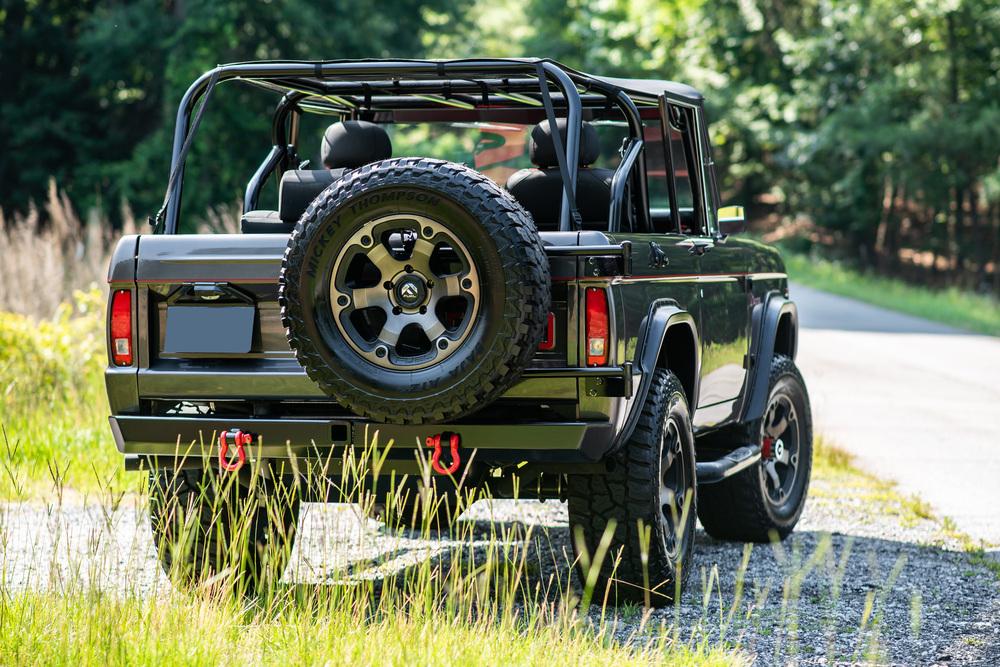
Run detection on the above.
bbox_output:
[875,177,900,274]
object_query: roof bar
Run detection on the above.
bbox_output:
[165,59,584,234]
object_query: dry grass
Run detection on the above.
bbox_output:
[0,181,130,318]
[0,181,239,319]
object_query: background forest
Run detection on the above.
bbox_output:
[2,0,999,296]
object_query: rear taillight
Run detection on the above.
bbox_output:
[585,287,609,366]
[538,312,556,351]
[110,289,133,366]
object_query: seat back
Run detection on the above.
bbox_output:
[506,120,612,230]
[278,168,346,224]
[280,120,394,224]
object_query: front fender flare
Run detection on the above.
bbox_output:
[610,300,700,453]
[737,293,798,424]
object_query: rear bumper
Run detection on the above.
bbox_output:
[110,415,616,467]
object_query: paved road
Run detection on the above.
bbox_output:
[791,283,1000,547]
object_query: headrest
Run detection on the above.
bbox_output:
[529,119,600,169]
[321,120,392,169]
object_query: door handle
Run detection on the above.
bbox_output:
[675,239,714,256]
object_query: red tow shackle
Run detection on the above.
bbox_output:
[219,429,252,472]
[425,432,461,475]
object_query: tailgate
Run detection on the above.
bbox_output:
[131,233,577,403]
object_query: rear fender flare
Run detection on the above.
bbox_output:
[611,300,700,453]
[737,293,798,423]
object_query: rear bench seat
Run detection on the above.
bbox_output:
[241,120,392,234]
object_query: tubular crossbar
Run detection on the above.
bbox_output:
[166,60,585,234]
[170,59,655,235]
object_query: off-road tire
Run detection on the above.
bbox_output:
[567,369,697,607]
[279,158,550,424]
[697,354,813,543]
[148,469,300,595]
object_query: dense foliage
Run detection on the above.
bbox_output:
[1,0,998,293]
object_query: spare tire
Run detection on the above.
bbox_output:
[280,158,550,424]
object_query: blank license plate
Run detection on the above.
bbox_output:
[163,306,255,354]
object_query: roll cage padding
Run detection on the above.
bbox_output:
[608,301,700,455]
[736,293,799,424]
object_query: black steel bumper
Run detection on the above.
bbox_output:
[111,415,616,469]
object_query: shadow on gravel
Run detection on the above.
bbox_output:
[3,500,998,666]
[282,502,1000,666]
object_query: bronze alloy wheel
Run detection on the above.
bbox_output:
[328,213,481,371]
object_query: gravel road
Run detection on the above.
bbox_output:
[3,464,998,665]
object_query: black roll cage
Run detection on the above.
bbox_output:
[164,58,690,235]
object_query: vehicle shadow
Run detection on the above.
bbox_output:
[281,500,1000,664]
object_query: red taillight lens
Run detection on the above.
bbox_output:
[110,289,133,366]
[585,287,609,366]
[538,312,556,351]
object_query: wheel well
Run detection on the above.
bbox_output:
[775,311,796,358]
[656,323,697,407]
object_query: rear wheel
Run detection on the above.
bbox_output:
[567,369,697,607]
[148,469,300,595]
[697,354,813,542]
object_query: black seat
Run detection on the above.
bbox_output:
[241,120,392,233]
[506,120,612,231]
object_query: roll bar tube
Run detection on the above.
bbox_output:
[165,60,584,234]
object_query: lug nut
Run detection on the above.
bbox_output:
[383,281,393,290]
[405,264,414,273]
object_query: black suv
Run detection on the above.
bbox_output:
[105,58,811,604]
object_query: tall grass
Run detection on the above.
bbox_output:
[0,288,118,499]
[0,428,739,665]
[0,180,240,319]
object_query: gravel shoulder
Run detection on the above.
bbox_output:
[2,449,997,666]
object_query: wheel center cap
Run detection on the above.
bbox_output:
[395,277,426,306]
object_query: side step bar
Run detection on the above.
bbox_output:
[696,444,761,485]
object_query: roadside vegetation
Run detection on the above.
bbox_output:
[0,288,117,499]
[0,589,736,666]
[782,250,1000,337]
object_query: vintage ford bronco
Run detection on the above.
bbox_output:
[105,58,811,604]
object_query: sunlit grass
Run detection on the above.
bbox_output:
[0,288,119,499]
[782,251,1000,336]
[0,588,739,666]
